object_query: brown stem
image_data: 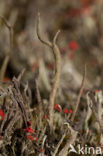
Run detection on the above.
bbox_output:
[35,70,43,130]
[36,13,61,133]
[71,64,86,122]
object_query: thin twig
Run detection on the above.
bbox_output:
[37,12,52,47]
[36,12,61,133]
[40,135,47,156]
[35,70,43,130]
[49,30,61,133]
[17,68,25,81]
[53,133,66,156]
[71,64,86,122]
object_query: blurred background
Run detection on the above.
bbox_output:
[0,0,103,105]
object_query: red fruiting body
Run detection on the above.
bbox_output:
[88,129,91,133]
[23,127,34,134]
[68,110,73,113]
[54,104,61,112]
[3,77,10,82]
[43,114,47,120]
[94,89,99,94]
[63,108,68,114]
[39,148,45,153]
[28,127,34,134]
[23,129,27,132]
[34,137,38,142]
[26,135,34,141]
[69,41,79,50]
[0,110,5,120]
[63,108,73,114]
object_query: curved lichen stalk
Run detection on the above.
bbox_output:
[36,13,61,133]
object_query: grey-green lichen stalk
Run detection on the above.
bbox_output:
[36,12,61,133]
